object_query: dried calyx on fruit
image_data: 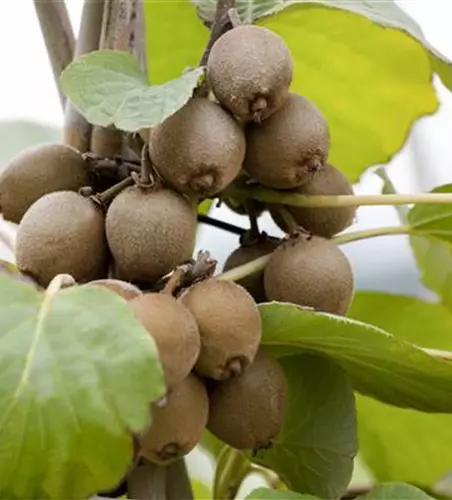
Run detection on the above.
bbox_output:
[180,278,262,381]
[244,93,330,189]
[207,351,287,451]
[270,163,356,238]
[129,292,201,390]
[149,98,246,199]
[85,279,142,301]
[106,185,197,283]
[16,191,108,287]
[0,143,89,224]
[264,232,354,315]
[207,25,293,122]
[223,232,279,303]
[139,373,209,464]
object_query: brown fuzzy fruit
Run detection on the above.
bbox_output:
[86,279,142,301]
[149,98,246,199]
[0,143,89,224]
[106,186,197,283]
[16,191,108,287]
[139,373,208,464]
[264,233,354,315]
[207,351,287,450]
[270,163,356,238]
[207,25,293,122]
[180,279,262,381]
[222,235,279,303]
[129,293,200,390]
[244,93,330,189]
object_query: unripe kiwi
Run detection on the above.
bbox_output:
[264,233,354,315]
[16,191,108,287]
[207,351,287,450]
[244,93,330,189]
[180,279,262,381]
[207,25,293,122]
[270,163,356,238]
[0,143,89,224]
[86,278,142,301]
[129,293,200,390]
[105,186,197,283]
[222,235,279,303]
[149,98,246,199]
[139,373,208,464]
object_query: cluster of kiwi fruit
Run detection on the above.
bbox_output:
[0,22,356,474]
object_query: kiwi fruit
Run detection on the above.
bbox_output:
[243,93,330,190]
[16,191,108,287]
[0,143,89,224]
[270,163,356,238]
[223,197,266,217]
[207,25,293,122]
[180,279,262,380]
[264,233,354,315]
[222,235,279,303]
[129,292,200,390]
[105,186,197,283]
[139,373,208,464]
[85,278,142,301]
[207,351,287,450]
[149,98,246,199]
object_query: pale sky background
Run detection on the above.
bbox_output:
[0,1,451,494]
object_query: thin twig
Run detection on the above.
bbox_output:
[63,0,104,152]
[197,214,246,236]
[34,0,75,110]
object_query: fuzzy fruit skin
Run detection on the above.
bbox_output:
[180,279,262,381]
[0,143,89,224]
[105,186,197,283]
[207,351,287,450]
[207,25,293,122]
[222,237,279,303]
[264,233,354,315]
[139,373,208,464]
[16,191,108,287]
[129,293,201,390]
[244,93,330,190]
[149,98,246,199]
[270,163,356,238]
[86,279,142,301]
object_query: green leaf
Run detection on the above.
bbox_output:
[259,302,452,412]
[0,120,60,172]
[408,184,452,307]
[248,355,357,500]
[0,275,165,499]
[144,0,208,84]
[60,50,204,132]
[360,483,434,499]
[246,487,320,499]
[348,292,452,487]
[195,0,449,181]
[0,259,40,289]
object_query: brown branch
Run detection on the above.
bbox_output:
[63,0,104,153]
[34,0,75,110]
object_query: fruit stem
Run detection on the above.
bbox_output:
[218,225,413,282]
[198,214,246,236]
[273,206,299,235]
[226,185,452,208]
[246,201,261,238]
[213,447,252,500]
[139,143,154,187]
[95,176,135,205]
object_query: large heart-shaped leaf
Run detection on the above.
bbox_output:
[246,487,320,499]
[348,292,452,487]
[408,184,452,307]
[259,302,452,412]
[60,50,204,131]
[195,0,451,181]
[360,483,435,499]
[249,355,357,500]
[0,275,165,499]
